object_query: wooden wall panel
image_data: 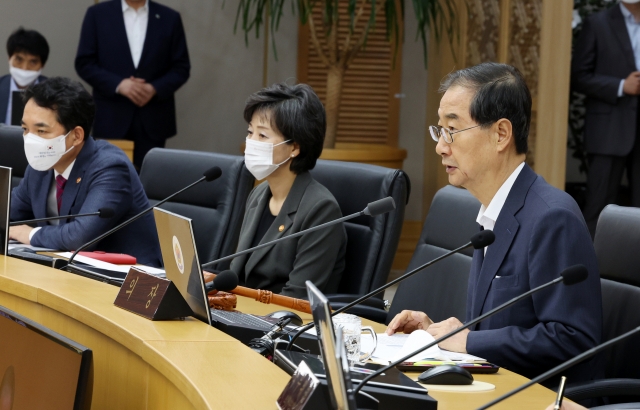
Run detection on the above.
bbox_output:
[297,2,403,146]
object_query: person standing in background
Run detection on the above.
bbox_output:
[572,0,640,237]
[75,0,190,170]
[0,28,49,126]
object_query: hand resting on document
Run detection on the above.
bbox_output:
[386,310,470,353]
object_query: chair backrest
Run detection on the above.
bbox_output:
[386,185,481,324]
[600,278,640,379]
[140,149,255,269]
[594,205,640,287]
[309,159,409,296]
[0,125,28,188]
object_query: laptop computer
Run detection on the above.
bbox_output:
[153,207,290,333]
[0,166,12,256]
[306,280,358,410]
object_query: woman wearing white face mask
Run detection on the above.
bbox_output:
[227,83,347,299]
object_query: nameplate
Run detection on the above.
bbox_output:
[114,267,192,321]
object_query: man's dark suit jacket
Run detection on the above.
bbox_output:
[465,164,603,383]
[572,4,638,157]
[0,74,47,124]
[230,172,347,299]
[10,137,162,267]
[75,0,190,141]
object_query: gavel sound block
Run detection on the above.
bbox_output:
[203,272,311,314]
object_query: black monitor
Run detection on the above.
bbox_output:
[306,280,357,410]
[0,305,93,410]
[0,166,10,256]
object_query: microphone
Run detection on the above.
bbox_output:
[10,208,115,226]
[64,166,222,267]
[477,325,640,409]
[351,265,589,395]
[285,230,496,351]
[200,196,396,270]
[204,270,239,293]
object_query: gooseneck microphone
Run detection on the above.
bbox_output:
[10,208,115,226]
[204,270,239,293]
[351,265,589,395]
[476,325,640,409]
[200,196,396,270]
[285,230,496,351]
[64,166,222,268]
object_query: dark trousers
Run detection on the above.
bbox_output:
[124,112,166,171]
[583,139,640,237]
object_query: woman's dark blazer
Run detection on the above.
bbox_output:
[230,171,346,299]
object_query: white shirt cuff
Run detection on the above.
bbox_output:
[618,79,625,97]
[29,227,42,242]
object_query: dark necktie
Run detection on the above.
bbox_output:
[56,175,67,213]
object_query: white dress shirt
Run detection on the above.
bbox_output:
[29,160,76,241]
[476,162,525,254]
[122,0,149,68]
[617,3,640,97]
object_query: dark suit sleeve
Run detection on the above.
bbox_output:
[10,171,35,222]
[30,158,134,251]
[466,207,602,371]
[279,198,345,298]
[75,7,122,97]
[149,13,190,100]
[571,17,622,105]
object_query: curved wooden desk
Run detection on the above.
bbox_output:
[0,256,557,409]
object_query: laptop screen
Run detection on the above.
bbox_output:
[0,166,11,256]
[306,280,356,410]
[153,207,212,325]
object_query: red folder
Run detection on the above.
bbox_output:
[78,251,137,265]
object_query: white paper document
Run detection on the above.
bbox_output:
[8,240,55,252]
[361,330,485,363]
[55,252,165,276]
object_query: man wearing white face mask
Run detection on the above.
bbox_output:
[0,28,49,126]
[224,83,347,299]
[9,77,162,267]
[572,0,640,237]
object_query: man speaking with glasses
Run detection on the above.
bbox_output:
[386,63,602,385]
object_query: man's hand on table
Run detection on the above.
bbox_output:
[386,310,469,353]
[386,310,434,335]
[9,225,33,245]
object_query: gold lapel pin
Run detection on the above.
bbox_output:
[278,225,285,232]
[76,177,82,184]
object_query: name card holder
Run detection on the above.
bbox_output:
[114,267,193,320]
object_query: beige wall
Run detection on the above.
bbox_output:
[0,0,427,220]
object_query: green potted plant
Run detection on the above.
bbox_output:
[234,0,457,150]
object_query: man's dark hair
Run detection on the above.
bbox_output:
[23,77,95,137]
[244,83,326,174]
[439,62,531,154]
[6,27,50,65]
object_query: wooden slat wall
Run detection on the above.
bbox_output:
[297,2,403,146]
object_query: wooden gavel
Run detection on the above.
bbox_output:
[203,272,311,314]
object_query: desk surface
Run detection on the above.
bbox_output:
[0,256,557,409]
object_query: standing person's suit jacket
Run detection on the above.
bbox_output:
[10,137,162,267]
[0,74,47,124]
[230,172,347,299]
[572,4,638,156]
[465,164,603,384]
[75,0,190,142]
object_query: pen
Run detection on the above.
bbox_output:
[553,376,567,410]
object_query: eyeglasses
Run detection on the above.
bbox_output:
[429,124,484,143]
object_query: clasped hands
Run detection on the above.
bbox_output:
[117,76,156,107]
[385,310,470,353]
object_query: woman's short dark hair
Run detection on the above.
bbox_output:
[6,27,50,65]
[244,83,326,174]
[23,77,95,137]
[439,62,531,155]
